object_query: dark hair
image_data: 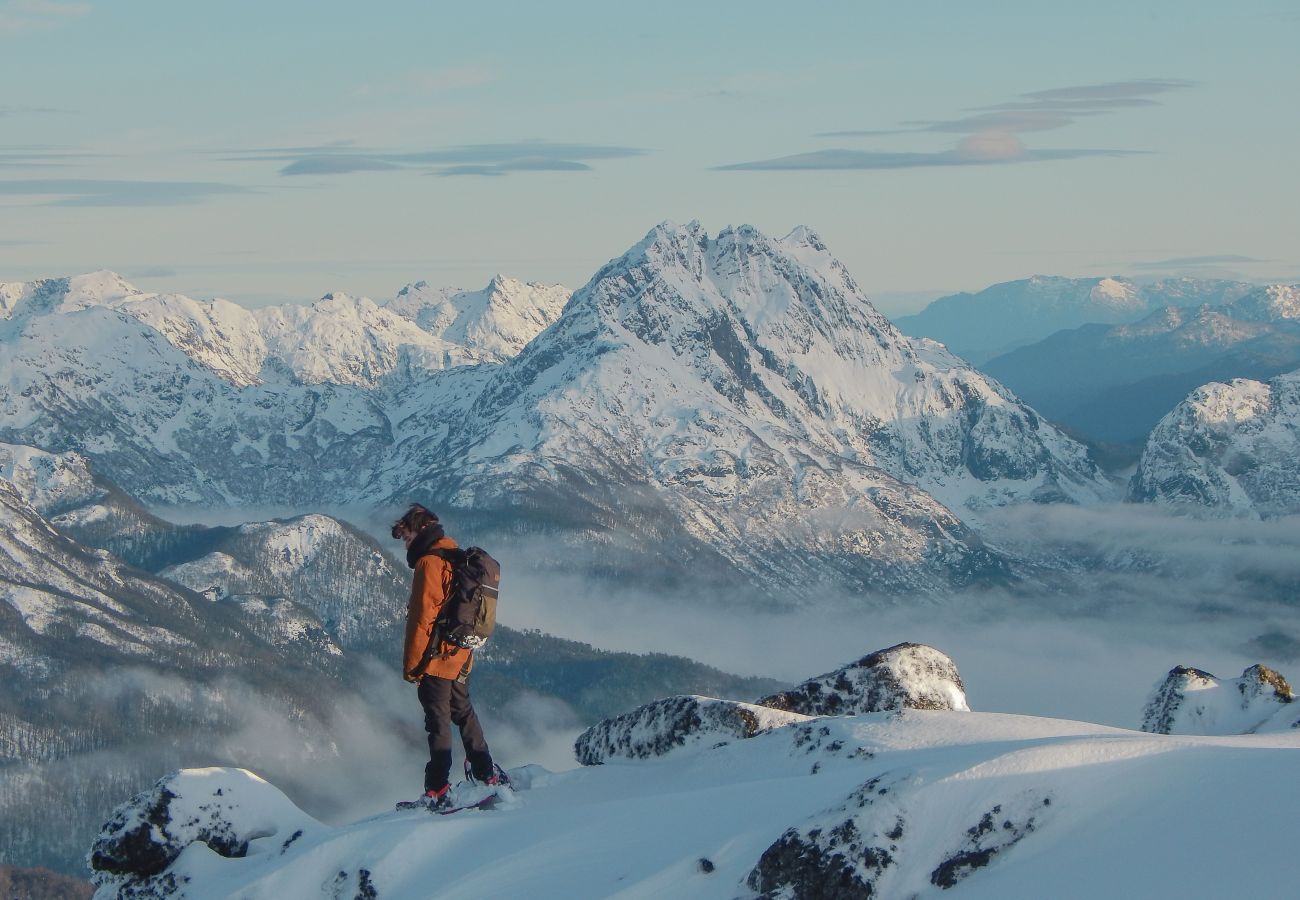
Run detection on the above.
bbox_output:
[391,503,439,539]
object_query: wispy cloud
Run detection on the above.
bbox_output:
[1131,254,1266,270]
[227,141,646,178]
[0,105,65,117]
[0,0,90,35]
[0,178,254,206]
[728,79,1190,173]
[0,146,101,168]
[718,141,1137,171]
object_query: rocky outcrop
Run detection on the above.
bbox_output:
[746,769,1053,899]
[574,695,809,765]
[89,768,319,898]
[1141,664,1296,734]
[757,642,969,717]
[576,643,969,765]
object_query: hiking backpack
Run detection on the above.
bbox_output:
[428,546,500,651]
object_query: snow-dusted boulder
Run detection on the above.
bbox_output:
[574,695,809,765]
[89,768,319,899]
[757,642,969,717]
[1141,664,1296,735]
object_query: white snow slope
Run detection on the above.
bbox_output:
[91,710,1300,899]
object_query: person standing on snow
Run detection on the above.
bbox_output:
[392,503,502,810]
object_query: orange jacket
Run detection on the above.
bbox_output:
[402,535,474,681]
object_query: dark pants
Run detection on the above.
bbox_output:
[417,674,493,791]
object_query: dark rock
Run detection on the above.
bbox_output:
[574,695,808,765]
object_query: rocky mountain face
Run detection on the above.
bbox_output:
[0,224,1112,596]
[980,285,1300,445]
[1128,371,1300,516]
[894,275,1255,365]
[395,223,1110,594]
[1141,664,1296,734]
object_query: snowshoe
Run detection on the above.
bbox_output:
[395,784,452,812]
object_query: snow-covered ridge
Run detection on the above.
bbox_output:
[89,708,1300,898]
[0,270,567,388]
[385,273,571,364]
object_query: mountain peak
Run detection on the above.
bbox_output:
[62,270,142,311]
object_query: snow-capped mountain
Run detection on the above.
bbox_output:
[1128,370,1300,516]
[391,222,1110,592]
[981,295,1300,444]
[0,270,565,389]
[895,275,1256,364]
[0,223,1112,594]
[384,274,571,364]
[89,654,1300,899]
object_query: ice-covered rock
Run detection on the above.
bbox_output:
[757,642,969,717]
[574,695,809,765]
[1141,664,1296,735]
[89,768,320,899]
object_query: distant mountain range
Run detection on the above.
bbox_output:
[0,223,1113,596]
[892,275,1255,365]
[981,285,1300,444]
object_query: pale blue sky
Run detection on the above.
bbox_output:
[2,0,1297,312]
